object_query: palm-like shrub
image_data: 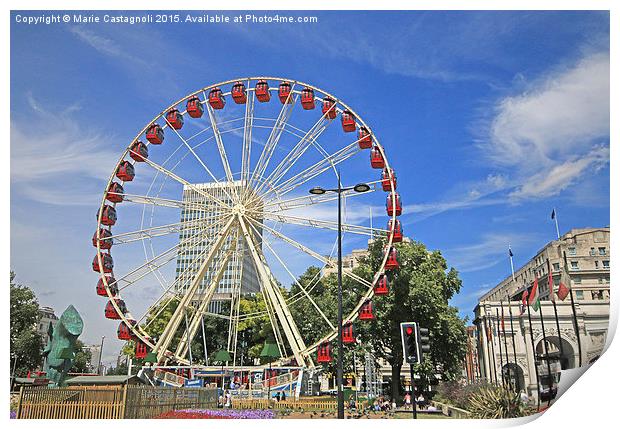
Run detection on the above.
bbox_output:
[468,385,526,419]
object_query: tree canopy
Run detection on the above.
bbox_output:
[10,272,44,376]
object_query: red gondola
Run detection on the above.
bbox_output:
[374,274,389,295]
[301,87,315,110]
[135,341,147,359]
[146,124,164,144]
[208,87,226,109]
[385,247,399,271]
[341,110,356,132]
[370,146,385,169]
[381,168,396,191]
[129,141,148,162]
[116,161,135,182]
[255,80,271,102]
[96,276,118,297]
[106,182,124,203]
[93,253,114,273]
[358,127,372,149]
[278,81,293,104]
[322,97,337,119]
[388,219,403,243]
[186,96,204,118]
[231,81,247,104]
[386,192,402,216]
[98,205,117,226]
[317,342,332,363]
[359,300,374,320]
[92,228,113,250]
[117,319,136,340]
[105,298,126,320]
[165,109,184,130]
[343,322,356,344]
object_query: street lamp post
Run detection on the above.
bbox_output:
[309,174,370,419]
[97,336,105,375]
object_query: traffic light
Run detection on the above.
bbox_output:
[418,327,430,363]
[401,322,431,364]
[400,322,419,364]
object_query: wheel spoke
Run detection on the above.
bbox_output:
[256,112,334,197]
[264,141,361,200]
[240,84,255,201]
[246,216,372,288]
[262,212,386,237]
[163,112,236,204]
[139,155,232,211]
[257,186,375,213]
[248,85,299,195]
[115,215,231,291]
[238,215,309,365]
[205,102,235,189]
[247,220,335,331]
[174,232,239,360]
[153,216,236,362]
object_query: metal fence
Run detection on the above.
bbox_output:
[16,385,218,419]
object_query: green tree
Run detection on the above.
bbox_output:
[70,340,92,373]
[353,239,467,399]
[288,239,468,400]
[10,272,43,376]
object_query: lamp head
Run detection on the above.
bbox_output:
[309,187,326,195]
[353,183,371,193]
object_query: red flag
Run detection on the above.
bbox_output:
[557,282,570,300]
[486,324,492,341]
[528,277,540,312]
[501,316,505,331]
[520,291,528,315]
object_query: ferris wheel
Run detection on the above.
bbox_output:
[93,77,404,368]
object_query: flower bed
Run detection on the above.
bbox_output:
[156,409,276,419]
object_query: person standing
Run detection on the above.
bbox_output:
[404,392,412,410]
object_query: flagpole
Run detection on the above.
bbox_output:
[486,315,499,385]
[547,259,565,368]
[509,245,516,282]
[506,294,519,391]
[525,289,540,412]
[499,301,512,390]
[536,285,553,407]
[561,249,583,367]
[552,208,560,239]
[495,308,505,387]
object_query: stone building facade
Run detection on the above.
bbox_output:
[471,227,610,398]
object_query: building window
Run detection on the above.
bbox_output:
[590,247,596,256]
[595,261,599,269]
[598,247,606,255]
[602,260,610,268]
[552,263,560,271]
[568,247,577,256]
[575,290,584,300]
[573,275,582,284]
[570,261,579,270]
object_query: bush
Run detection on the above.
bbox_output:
[435,380,492,410]
[467,385,527,419]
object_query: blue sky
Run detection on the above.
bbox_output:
[10,10,610,366]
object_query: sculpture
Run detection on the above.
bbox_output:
[42,305,84,387]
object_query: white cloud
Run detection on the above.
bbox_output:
[410,50,610,220]
[487,52,609,169]
[11,94,120,205]
[510,145,609,200]
[444,232,539,273]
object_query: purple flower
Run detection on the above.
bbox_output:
[176,409,276,419]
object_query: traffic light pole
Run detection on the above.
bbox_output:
[410,365,417,419]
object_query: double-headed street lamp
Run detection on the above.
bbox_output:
[309,175,370,419]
